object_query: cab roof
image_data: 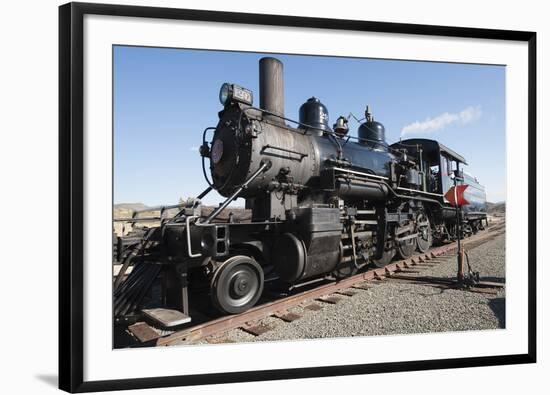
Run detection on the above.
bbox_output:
[391,138,468,165]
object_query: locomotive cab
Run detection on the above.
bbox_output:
[391,138,467,196]
[391,138,488,239]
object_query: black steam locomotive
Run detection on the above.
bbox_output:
[114,57,487,326]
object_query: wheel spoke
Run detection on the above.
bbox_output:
[416,213,432,253]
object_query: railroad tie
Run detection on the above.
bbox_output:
[351,282,371,290]
[317,295,343,304]
[128,322,161,343]
[303,303,323,311]
[273,311,302,322]
[336,289,358,297]
[241,322,274,336]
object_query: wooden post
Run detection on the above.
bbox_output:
[454,173,464,284]
[457,247,465,282]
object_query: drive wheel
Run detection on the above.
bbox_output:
[372,245,395,268]
[396,233,417,259]
[416,213,432,253]
[211,255,264,315]
[333,242,363,279]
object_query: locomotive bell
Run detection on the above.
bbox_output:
[358,105,388,151]
[333,116,349,137]
[298,97,331,136]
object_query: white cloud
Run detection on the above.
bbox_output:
[401,106,482,137]
[189,146,199,152]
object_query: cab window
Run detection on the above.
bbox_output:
[429,164,440,192]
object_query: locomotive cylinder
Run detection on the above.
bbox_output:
[259,57,285,125]
[336,179,389,200]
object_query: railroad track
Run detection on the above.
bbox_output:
[127,223,505,347]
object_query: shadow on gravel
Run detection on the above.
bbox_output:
[400,285,454,297]
[488,297,506,328]
[414,290,447,297]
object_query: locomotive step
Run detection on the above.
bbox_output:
[142,308,191,327]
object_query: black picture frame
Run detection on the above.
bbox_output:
[59,2,537,392]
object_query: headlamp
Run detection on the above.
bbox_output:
[219,83,253,106]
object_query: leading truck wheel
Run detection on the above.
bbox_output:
[211,255,264,315]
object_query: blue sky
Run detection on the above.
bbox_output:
[114,46,506,206]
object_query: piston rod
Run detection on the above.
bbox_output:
[203,161,272,224]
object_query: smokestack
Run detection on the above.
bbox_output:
[259,57,285,124]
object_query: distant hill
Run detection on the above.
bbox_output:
[115,201,505,220]
[114,203,150,220]
[487,202,505,215]
[114,203,149,212]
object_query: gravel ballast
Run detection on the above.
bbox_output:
[211,232,506,344]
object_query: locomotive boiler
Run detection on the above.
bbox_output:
[113,57,487,326]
